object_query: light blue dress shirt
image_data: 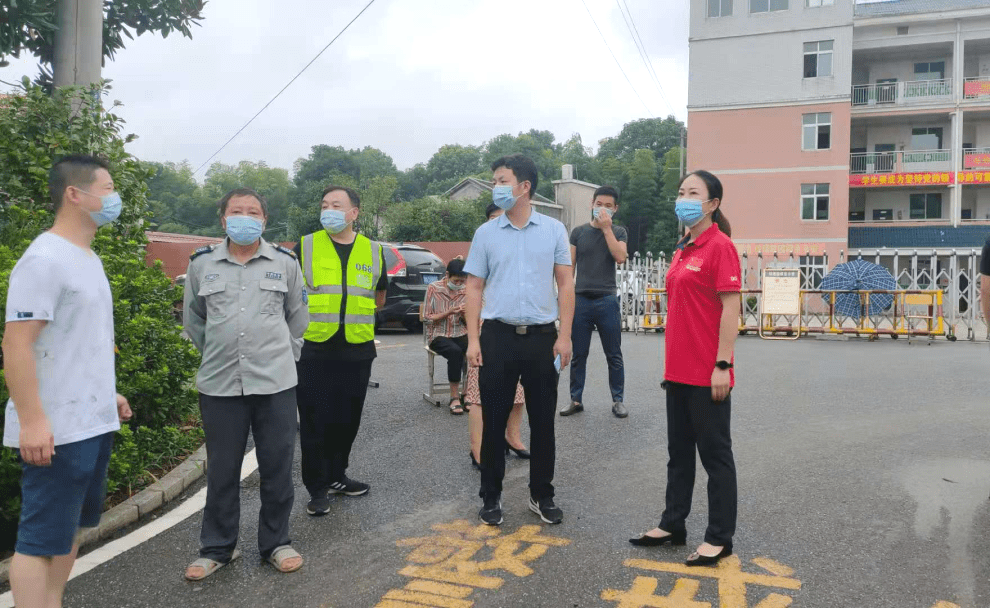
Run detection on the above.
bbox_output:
[463,210,571,325]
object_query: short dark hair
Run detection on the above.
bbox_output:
[490,154,538,200]
[593,185,620,206]
[49,155,110,212]
[218,188,268,218]
[446,258,467,277]
[485,202,500,219]
[322,185,361,208]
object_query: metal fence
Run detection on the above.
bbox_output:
[615,248,988,340]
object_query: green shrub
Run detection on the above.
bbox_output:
[0,81,202,540]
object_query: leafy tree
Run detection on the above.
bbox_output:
[0,0,205,87]
[293,145,361,187]
[559,133,602,185]
[144,161,215,234]
[0,81,201,542]
[617,149,659,255]
[425,144,483,187]
[644,145,687,259]
[385,195,489,243]
[202,161,294,239]
[597,116,684,169]
[398,163,430,201]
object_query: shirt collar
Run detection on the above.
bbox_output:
[219,237,274,263]
[684,223,720,249]
[496,209,541,230]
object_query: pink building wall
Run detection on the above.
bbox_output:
[687,102,853,268]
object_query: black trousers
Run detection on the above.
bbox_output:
[199,388,297,561]
[296,357,373,497]
[478,323,558,501]
[429,335,469,383]
[659,381,737,546]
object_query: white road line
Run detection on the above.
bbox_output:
[0,449,259,608]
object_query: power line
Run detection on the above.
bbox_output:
[193,0,379,176]
[577,0,654,118]
[615,0,675,117]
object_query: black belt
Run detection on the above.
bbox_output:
[487,320,557,335]
[577,292,611,300]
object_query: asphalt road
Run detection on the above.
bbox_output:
[32,331,990,607]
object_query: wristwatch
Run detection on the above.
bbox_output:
[715,360,733,370]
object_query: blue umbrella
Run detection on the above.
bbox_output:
[820,259,896,318]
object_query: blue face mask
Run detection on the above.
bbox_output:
[447,281,464,291]
[592,207,614,221]
[321,209,350,234]
[675,199,710,227]
[225,215,264,245]
[80,190,122,227]
[492,185,518,211]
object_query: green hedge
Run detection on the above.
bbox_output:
[0,81,203,547]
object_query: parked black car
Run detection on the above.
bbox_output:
[378,243,447,332]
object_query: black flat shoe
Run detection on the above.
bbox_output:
[628,530,687,547]
[470,452,481,471]
[685,543,733,566]
[505,445,531,459]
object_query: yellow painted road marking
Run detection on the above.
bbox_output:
[933,603,961,608]
[375,519,570,608]
[602,576,711,607]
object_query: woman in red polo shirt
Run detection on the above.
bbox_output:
[629,170,741,567]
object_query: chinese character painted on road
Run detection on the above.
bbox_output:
[375,520,570,607]
[603,555,801,608]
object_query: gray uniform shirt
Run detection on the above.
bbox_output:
[183,238,309,397]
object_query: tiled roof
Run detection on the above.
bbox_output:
[855,0,990,18]
[848,225,990,248]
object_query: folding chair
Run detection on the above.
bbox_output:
[421,304,450,406]
[903,293,935,345]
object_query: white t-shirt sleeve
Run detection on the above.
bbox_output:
[5,253,61,323]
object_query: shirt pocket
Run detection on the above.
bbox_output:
[259,279,288,315]
[198,282,229,320]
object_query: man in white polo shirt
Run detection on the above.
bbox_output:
[3,155,132,608]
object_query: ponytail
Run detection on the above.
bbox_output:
[713,207,731,237]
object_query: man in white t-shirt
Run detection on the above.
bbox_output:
[2,155,132,608]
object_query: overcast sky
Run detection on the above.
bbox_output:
[0,0,688,174]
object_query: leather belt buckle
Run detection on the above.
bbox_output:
[515,325,528,335]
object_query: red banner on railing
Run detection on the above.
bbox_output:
[965,153,990,168]
[964,79,990,97]
[850,172,954,187]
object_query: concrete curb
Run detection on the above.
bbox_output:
[0,442,207,586]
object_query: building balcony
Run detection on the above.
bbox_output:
[850,150,951,176]
[851,80,954,109]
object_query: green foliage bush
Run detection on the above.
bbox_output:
[0,81,202,544]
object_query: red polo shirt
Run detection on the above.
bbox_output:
[664,224,741,387]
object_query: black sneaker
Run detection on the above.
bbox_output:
[306,491,331,516]
[529,497,563,524]
[328,476,370,496]
[479,496,503,526]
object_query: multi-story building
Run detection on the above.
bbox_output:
[687,0,990,283]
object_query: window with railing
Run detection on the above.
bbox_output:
[803,41,833,78]
[802,113,831,150]
[708,0,733,16]
[750,0,787,13]
[801,184,829,221]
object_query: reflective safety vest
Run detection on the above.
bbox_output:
[300,231,382,344]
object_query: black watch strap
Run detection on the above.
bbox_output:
[715,360,733,370]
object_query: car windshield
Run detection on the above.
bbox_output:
[399,249,443,269]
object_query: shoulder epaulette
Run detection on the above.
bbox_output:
[189,245,215,261]
[275,244,297,259]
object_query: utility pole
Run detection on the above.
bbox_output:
[53,0,103,89]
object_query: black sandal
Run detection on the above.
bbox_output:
[449,398,465,415]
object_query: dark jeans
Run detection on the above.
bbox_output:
[658,381,737,546]
[570,294,624,404]
[296,357,373,497]
[199,388,297,561]
[429,335,469,383]
[478,322,558,501]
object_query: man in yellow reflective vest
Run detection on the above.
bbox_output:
[292,185,388,516]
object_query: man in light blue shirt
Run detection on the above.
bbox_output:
[464,153,575,527]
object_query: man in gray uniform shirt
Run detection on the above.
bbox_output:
[561,185,629,419]
[182,188,309,580]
